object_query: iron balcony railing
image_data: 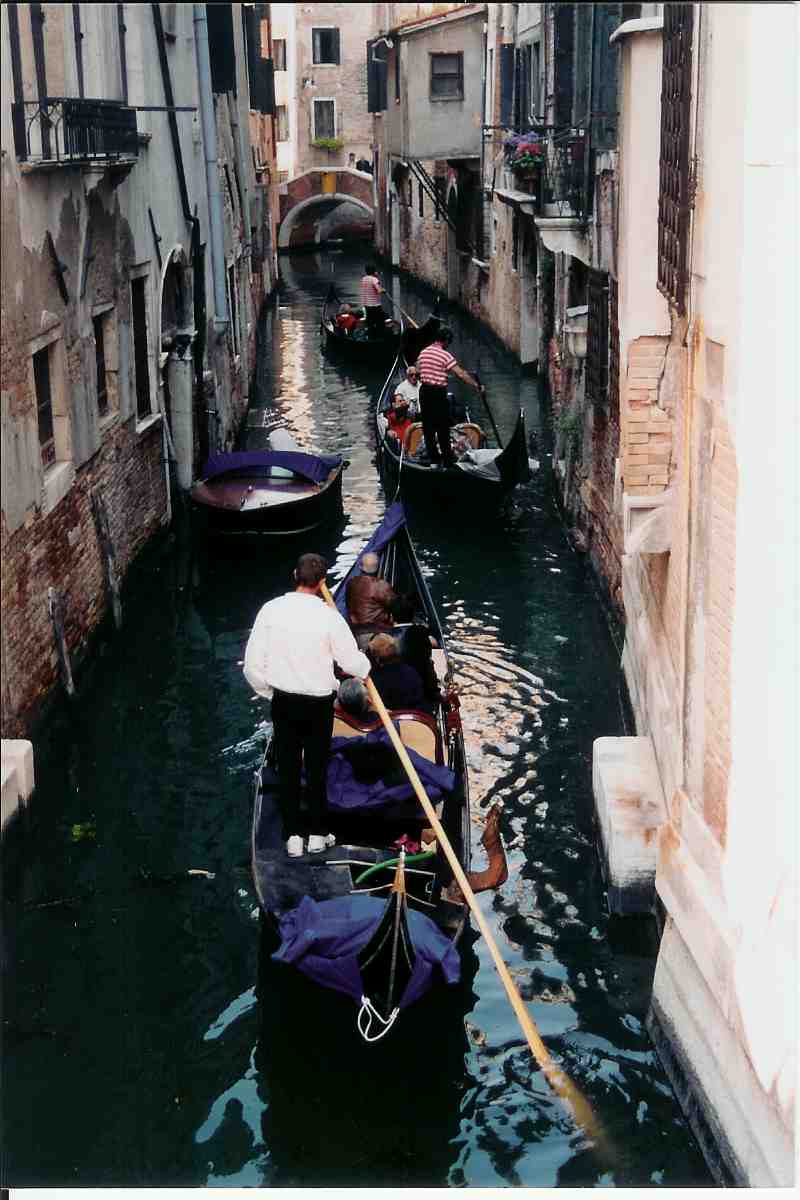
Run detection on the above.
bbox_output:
[12,97,139,166]
[503,125,593,221]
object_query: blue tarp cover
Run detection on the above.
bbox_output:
[201,449,342,485]
[333,501,407,617]
[272,893,461,1008]
[327,729,455,813]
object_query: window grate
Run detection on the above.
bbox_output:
[34,346,55,467]
[657,3,693,315]
[608,275,620,411]
[586,269,609,403]
[94,316,108,416]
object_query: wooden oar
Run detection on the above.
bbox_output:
[319,582,607,1153]
[383,292,418,329]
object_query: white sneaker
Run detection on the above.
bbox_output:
[307,833,336,853]
[286,835,304,858]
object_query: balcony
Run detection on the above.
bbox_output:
[11,97,139,175]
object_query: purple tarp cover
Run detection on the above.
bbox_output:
[327,729,455,813]
[334,501,407,618]
[201,449,342,485]
[272,893,461,1008]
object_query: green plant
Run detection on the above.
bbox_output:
[554,406,582,453]
[312,137,344,152]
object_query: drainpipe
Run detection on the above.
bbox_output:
[194,4,228,336]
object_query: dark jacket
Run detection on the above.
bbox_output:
[346,573,397,628]
[370,660,431,714]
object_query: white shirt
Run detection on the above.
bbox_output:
[243,592,370,698]
[395,379,420,413]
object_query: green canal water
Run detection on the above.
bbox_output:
[1,250,712,1188]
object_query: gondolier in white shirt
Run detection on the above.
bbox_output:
[415,327,484,468]
[359,262,387,340]
[243,553,371,858]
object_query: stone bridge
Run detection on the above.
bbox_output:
[278,168,374,249]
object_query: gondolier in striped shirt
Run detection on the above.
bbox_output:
[359,263,387,339]
[415,327,485,469]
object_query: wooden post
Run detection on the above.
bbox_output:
[47,587,75,697]
[90,489,122,629]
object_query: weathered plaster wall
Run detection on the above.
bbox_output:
[294,2,377,174]
[1,2,272,736]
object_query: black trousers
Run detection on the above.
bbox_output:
[364,304,385,338]
[419,384,454,465]
[271,689,335,839]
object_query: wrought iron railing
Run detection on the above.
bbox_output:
[11,97,139,166]
[505,126,591,220]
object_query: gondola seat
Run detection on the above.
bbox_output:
[404,423,425,455]
[332,706,442,764]
[453,423,484,449]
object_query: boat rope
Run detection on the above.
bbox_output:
[354,850,435,886]
[357,996,400,1042]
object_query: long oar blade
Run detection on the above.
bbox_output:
[319,582,606,1153]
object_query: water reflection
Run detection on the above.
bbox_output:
[0,249,711,1189]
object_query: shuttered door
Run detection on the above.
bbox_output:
[553,5,574,127]
[592,4,622,149]
[499,43,515,128]
[367,39,388,112]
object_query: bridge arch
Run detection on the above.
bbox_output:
[278,168,374,250]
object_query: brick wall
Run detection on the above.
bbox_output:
[1,416,166,737]
[621,337,674,496]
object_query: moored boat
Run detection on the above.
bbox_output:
[250,502,506,1037]
[189,426,346,536]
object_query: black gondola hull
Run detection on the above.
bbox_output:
[190,466,345,535]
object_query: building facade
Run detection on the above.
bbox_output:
[370,2,486,307]
[1,2,279,738]
[370,1,797,1185]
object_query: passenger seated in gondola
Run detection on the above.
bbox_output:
[346,552,397,644]
[388,595,442,709]
[335,303,361,335]
[394,365,420,415]
[386,393,414,448]
[336,677,374,722]
[367,633,432,715]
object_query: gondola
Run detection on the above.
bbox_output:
[320,283,403,364]
[189,426,346,536]
[251,503,504,1040]
[376,352,533,505]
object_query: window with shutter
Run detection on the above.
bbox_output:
[573,5,592,126]
[586,269,609,403]
[313,28,340,65]
[591,4,622,149]
[276,106,289,142]
[367,38,388,112]
[553,5,574,127]
[430,53,463,100]
[313,99,336,140]
[273,39,286,71]
[499,43,515,127]
[207,4,236,95]
[657,3,693,313]
[34,346,55,467]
